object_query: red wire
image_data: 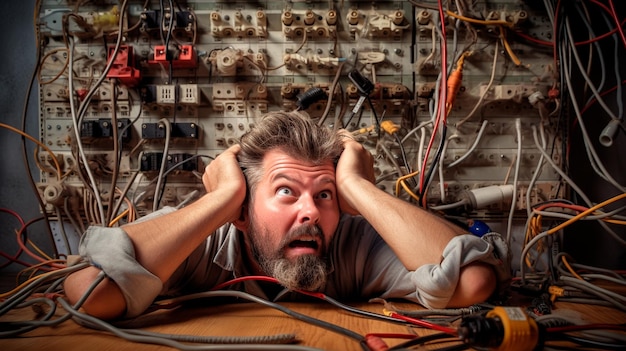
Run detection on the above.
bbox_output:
[608,0,626,48]
[418,0,448,207]
[512,16,626,47]
[0,208,26,269]
[533,202,591,213]
[590,0,626,48]
[15,217,65,270]
[211,276,460,337]
[553,0,562,74]
[365,333,416,340]
[512,30,553,46]
[211,275,280,291]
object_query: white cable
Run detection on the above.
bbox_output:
[505,119,522,244]
[446,120,488,169]
[437,136,455,202]
[560,276,626,304]
[68,38,106,225]
[67,0,130,225]
[520,229,550,285]
[153,118,172,212]
[532,125,592,206]
[401,120,432,144]
[526,119,547,218]
[418,20,437,71]
[430,199,467,211]
[531,125,626,247]
[417,127,427,175]
[565,19,619,123]
[562,25,626,192]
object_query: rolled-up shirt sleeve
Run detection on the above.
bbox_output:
[78,207,177,318]
[327,216,510,309]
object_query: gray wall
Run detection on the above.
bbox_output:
[0,1,55,272]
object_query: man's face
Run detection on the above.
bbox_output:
[245,149,340,291]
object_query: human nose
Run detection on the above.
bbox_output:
[297,194,320,224]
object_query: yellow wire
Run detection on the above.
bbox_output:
[109,208,130,226]
[395,170,420,198]
[498,26,522,66]
[446,10,515,28]
[2,266,61,299]
[0,123,62,180]
[399,179,421,202]
[547,192,626,235]
[27,239,54,261]
[600,218,626,225]
[561,256,584,280]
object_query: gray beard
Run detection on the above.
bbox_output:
[260,254,328,292]
[247,216,329,291]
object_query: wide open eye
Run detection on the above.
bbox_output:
[276,186,293,196]
[317,190,333,200]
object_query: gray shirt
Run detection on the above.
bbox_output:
[80,208,507,317]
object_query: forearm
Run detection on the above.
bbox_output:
[342,177,466,270]
[124,189,239,282]
[64,188,241,319]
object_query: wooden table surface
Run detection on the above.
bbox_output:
[1,294,625,351]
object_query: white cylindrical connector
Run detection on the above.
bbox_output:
[599,119,620,147]
[216,48,241,76]
[463,184,515,210]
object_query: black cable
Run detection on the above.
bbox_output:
[58,298,326,351]
[430,343,470,351]
[417,125,448,203]
[308,293,412,326]
[552,334,626,350]
[152,290,367,347]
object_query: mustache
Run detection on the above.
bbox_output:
[279,224,325,249]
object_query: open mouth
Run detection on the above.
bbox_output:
[284,235,321,257]
[288,238,319,250]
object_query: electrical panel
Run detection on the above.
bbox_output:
[36,1,562,249]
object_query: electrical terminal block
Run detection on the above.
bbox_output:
[210,10,267,39]
[140,152,198,172]
[140,8,195,38]
[211,83,268,114]
[150,45,197,69]
[280,83,339,113]
[106,45,141,87]
[281,9,336,39]
[156,85,177,104]
[179,84,201,105]
[283,53,345,72]
[142,122,198,139]
[347,9,410,39]
[80,118,132,143]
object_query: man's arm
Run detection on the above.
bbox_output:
[335,138,496,307]
[64,145,246,319]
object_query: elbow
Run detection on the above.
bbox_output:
[64,266,126,320]
[446,262,497,308]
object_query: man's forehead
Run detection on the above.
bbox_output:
[262,149,336,179]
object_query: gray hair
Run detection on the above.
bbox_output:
[237,111,344,197]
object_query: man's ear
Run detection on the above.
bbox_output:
[233,205,249,232]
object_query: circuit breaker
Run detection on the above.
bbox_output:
[36,0,562,252]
